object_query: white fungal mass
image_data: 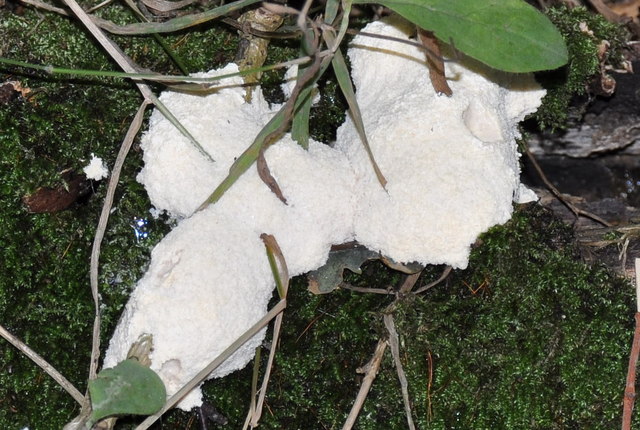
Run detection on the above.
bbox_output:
[103,16,545,410]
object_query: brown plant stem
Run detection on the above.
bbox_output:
[623,258,640,429]
[417,28,452,97]
[622,312,640,429]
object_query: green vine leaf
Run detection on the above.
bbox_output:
[354,0,568,72]
[88,359,166,424]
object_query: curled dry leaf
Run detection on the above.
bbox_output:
[22,170,92,213]
[257,148,287,204]
[235,6,284,102]
[417,28,452,96]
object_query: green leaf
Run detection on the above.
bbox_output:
[291,32,316,149]
[88,359,166,423]
[324,0,341,25]
[324,32,387,188]
[354,0,568,72]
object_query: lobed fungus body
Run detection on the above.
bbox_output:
[336,16,544,268]
[104,17,546,410]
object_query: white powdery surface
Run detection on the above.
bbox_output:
[104,66,356,409]
[336,16,545,268]
[83,153,109,181]
[105,17,545,410]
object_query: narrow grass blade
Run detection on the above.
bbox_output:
[197,106,286,211]
[243,234,290,427]
[324,0,340,25]
[324,32,387,188]
[197,55,333,210]
[121,0,190,74]
[290,58,315,149]
[95,0,262,35]
[261,233,290,299]
[0,56,315,89]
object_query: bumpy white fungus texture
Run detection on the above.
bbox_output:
[335,16,545,268]
[106,16,546,411]
[105,65,356,410]
[83,153,108,180]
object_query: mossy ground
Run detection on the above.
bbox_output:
[534,6,629,131]
[0,4,636,429]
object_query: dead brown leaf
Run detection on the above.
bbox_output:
[417,28,452,97]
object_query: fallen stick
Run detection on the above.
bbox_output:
[342,339,387,430]
[622,258,640,429]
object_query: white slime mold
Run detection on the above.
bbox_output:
[104,16,545,410]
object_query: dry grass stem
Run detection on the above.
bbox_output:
[88,101,149,384]
[414,266,452,294]
[526,148,611,227]
[342,339,387,430]
[384,314,416,430]
[18,0,69,15]
[0,324,84,404]
[135,299,287,430]
[245,234,291,427]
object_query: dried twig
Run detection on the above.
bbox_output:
[342,339,388,430]
[60,101,152,430]
[414,266,452,294]
[18,0,69,14]
[0,324,84,404]
[525,148,611,227]
[340,282,394,295]
[398,271,422,294]
[622,258,640,429]
[384,314,417,430]
[88,101,149,382]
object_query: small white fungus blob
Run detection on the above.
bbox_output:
[105,16,546,411]
[82,153,109,181]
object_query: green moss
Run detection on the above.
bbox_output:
[0,7,174,428]
[535,6,628,131]
[393,206,634,428]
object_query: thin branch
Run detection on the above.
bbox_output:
[18,0,69,14]
[414,266,452,294]
[342,339,387,430]
[88,101,149,381]
[339,282,394,295]
[622,258,640,429]
[525,148,611,227]
[398,271,422,294]
[384,314,416,430]
[0,324,84,405]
